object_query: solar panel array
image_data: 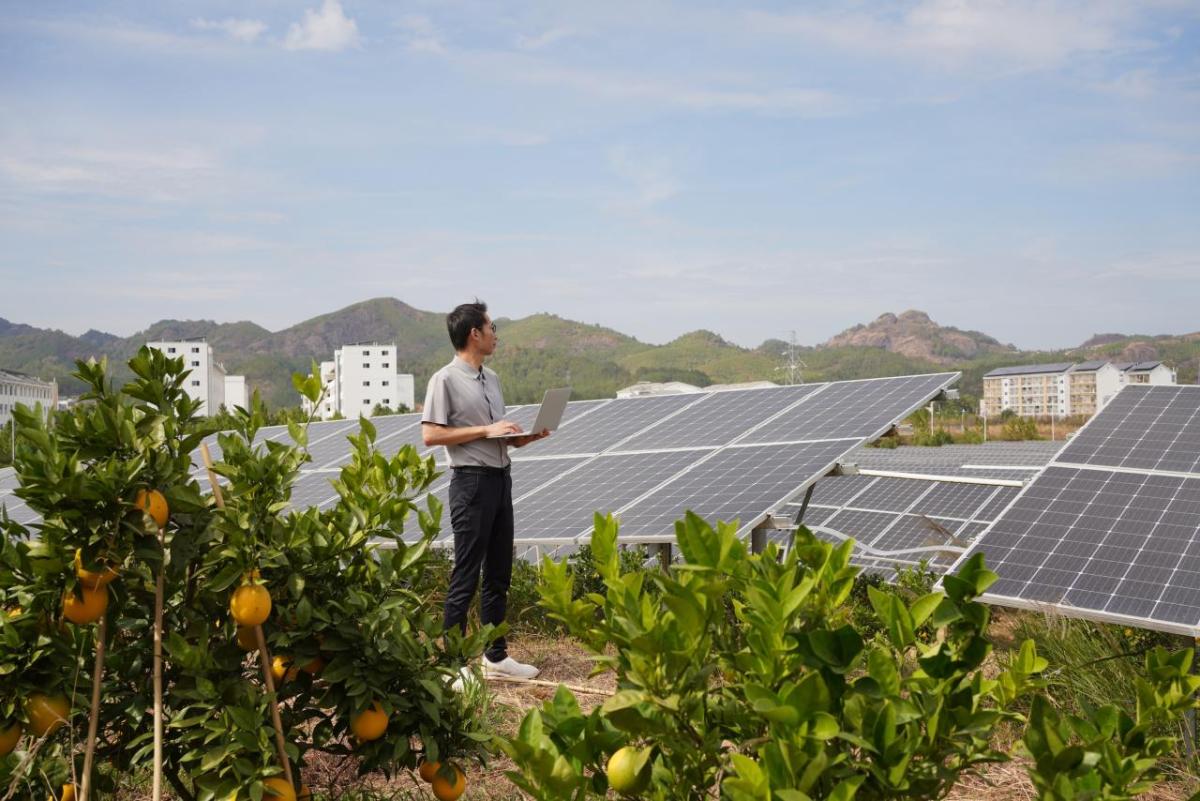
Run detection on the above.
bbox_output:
[780,442,1054,578]
[3,373,960,559]
[952,385,1200,636]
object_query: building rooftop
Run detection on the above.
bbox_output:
[1070,360,1110,372]
[1114,361,1163,373]
[983,363,1074,378]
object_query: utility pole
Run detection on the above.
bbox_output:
[927,402,936,434]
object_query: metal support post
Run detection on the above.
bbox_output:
[787,484,817,552]
[655,542,672,571]
[750,527,766,555]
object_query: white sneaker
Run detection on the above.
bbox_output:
[482,655,540,679]
[449,665,477,693]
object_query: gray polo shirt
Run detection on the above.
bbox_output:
[421,356,510,468]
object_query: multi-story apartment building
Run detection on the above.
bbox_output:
[981,359,1174,418]
[1066,360,1123,417]
[146,339,245,416]
[0,369,58,427]
[981,363,1073,418]
[301,343,415,420]
[224,375,248,411]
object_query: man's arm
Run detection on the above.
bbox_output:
[422,420,523,447]
[510,430,551,448]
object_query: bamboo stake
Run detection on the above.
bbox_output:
[152,523,166,801]
[255,626,295,789]
[79,614,108,801]
[201,443,295,790]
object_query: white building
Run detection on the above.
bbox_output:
[147,339,245,417]
[302,343,415,420]
[224,375,248,411]
[1115,361,1177,386]
[981,359,1175,419]
[0,369,59,427]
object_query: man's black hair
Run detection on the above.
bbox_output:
[447,300,488,351]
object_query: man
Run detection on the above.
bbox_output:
[421,300,548,679]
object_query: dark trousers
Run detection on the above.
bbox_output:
[444,467,513,662]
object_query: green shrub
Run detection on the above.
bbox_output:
[500,513,1047,800]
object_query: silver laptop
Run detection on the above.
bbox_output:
[488,387,572,439]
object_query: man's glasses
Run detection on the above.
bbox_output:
[477,322,497,335]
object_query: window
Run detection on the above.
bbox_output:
[382,363,390,369]
[167,347,176,353]
[362,380,370,386]
[381,398,391,406]
[192,361,200,367]
[362,349,370,356]
[382,380,389,386]
[191,347,200,353]
[363,399,371,405]
[191,380,201,387]
[362,363,370,369]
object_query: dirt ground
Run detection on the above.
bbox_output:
[294,634,1198,801]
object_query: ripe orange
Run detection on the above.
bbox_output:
[6,606,21,618]
[297,784,312,801]
[25,694,69,736]
[607,746,651,795]
[350,701,388,742]
[236,626,258,651]
[135,489,169,529]
[0,721,21,756]
[430,765,465,801]
[58,784,77,801]
[271,656,299,685]
[300,655,325,675]
[63,586,108,625]
[74,550,119,589]
[263,777,296,801]
[418,760,440,782]
[230,584,271,627]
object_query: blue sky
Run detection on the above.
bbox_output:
[1,1,1198,350]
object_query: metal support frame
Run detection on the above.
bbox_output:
[653,542,673,571]
[787,484,816,552]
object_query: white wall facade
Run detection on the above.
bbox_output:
[0,370,58,427]
[224,375,247,410]
[1094,364,1123,410]
[147,340,242,416]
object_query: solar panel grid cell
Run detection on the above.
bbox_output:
[632,385,820,450]
[513,450,704,541]
[742,375,956,443]
[616,440,860,537]
[843,478,935,513]
[529,393,703,457]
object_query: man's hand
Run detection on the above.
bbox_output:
[510,429,551,448]
[484,420,523,438]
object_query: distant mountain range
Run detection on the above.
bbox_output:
[1,299,1196,407]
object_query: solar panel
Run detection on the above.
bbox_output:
[843,478,935,513]
[741,374,956,443]
[525,393,703,457]
[503,450,705,542]
[5,372,962,552]
[632,385,821,450]
[951,384,1200,636]
[615,440,861,538]
[1055,386,1200,474]
[0,467,17,494]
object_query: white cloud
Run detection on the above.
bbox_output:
[744,1,1144,73]
[607,146,680,208]
[395,14,445,54]
[0,145,218,202]
[516,27,576,51]
[190,17,267,44]
[284,0,361,52]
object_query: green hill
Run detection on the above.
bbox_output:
[1,304,1195,410]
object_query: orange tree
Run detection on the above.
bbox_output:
[1,350,490,799]
[502,513,1048,800]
